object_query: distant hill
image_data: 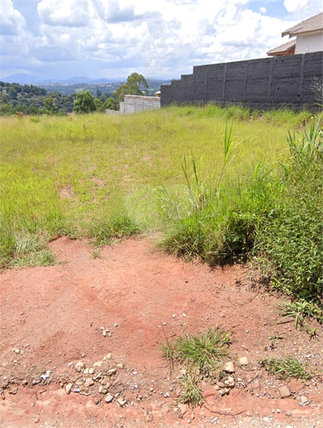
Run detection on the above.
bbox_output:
[1,74,171,90]
[2,74,38,84]
[2,74,126,85]
[38,79,171,96]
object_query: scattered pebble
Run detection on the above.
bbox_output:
[224,362,234,373]
[74,362,85,372]
[279,386,291,399]
[105,393,114,403]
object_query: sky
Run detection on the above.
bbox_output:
[0,0,322,81]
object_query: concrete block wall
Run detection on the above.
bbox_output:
[120,95,160,114]
[161,51,323,110]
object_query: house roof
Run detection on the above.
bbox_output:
[267,39,296,56]
[282,12,323,38]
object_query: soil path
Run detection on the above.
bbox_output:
[0,236,322,427]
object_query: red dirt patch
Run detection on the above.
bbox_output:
[0,237,322,427]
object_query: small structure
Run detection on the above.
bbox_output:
[267,12,323,56]
[119,95,160,114]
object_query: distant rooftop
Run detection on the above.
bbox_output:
[282,12,323,37]
[267,39,296,56]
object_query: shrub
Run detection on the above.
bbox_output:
[255,116,323,303]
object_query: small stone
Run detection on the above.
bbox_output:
[116,363,123,369]
[84,378,94,387]
[300,395,308,406]
[223,362,235,373]
[22,380,28,386]
[117,398,127,407]
[239,357,249,366]
[75,379,84,386]
[279,386,291,399]
[106,353,112,360]
[276,408,281,413]
[107,368,117,376]
[75,362,85,372]
[65,383,73,394]
[225,376,235,388]
[89,368,94,374]
[105,393,113,403]
[93,361,102,368]
[83,368,89,374]
[93,373,102,381]
[102,330,107,337]
[80,387,90,395]
[99,385,109,394]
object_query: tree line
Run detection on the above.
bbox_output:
[0,73,150,116]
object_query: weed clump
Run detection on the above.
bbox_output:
[161,327,231,406]
[159,116,323,320]
[259,357,311,381]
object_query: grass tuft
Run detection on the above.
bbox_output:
[259,357,311,381]
[161,327,230,406]
[89,215,140,246]
[279,300,323,329]
[178,374,203,406]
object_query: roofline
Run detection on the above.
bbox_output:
[282,12,323,37]
[282,28,323,38]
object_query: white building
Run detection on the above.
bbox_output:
[267,12,323,57]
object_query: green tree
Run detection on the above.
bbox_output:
[74,90,96,114]
[43,96,59,115]
[94,98,103,111]
[114,73,148,102]
[104,97,119,111]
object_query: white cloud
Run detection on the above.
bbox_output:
[1,0,322,80]
[37,0,91,27]
[0,0,26,35]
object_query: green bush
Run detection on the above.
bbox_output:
[160,115,322,316]
[255,116,322,302]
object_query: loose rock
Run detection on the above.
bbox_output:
[105,393,114,403]
[65,383,73,394]
[117,398,127,407]
[239,357,249,365]
[75,362,85,372]
[279,386,291,399]
[84,378,94,387]
[223,362,234,373]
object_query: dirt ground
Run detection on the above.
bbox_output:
[0,236,322,428]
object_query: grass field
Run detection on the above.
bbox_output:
[1,105,322,322]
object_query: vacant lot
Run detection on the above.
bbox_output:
[1,106,322,427]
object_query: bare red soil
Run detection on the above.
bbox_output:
[0,236,322,427]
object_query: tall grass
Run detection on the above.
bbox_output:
[159,113,322,316]
[0,106,315,270]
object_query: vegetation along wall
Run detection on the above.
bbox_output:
[160,51,323,110]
